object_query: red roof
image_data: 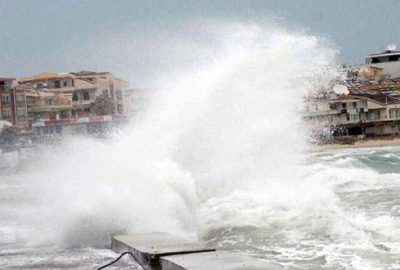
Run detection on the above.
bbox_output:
[0,77,15,81]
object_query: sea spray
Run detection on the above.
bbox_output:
[13,22,339,248]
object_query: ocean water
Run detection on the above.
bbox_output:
[204,146,400,269]
[1,146,400,269]
[1,23,399,269]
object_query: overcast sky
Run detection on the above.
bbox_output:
[1,0,400,85]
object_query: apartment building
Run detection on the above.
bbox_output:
[0,77,30,129]
[365,45,400,78]
[20,72,98,121]
[305,46,400,138]
[71,71,129,115]
[0,71,132,135]
[0,77,16,124]
[306,88,400,137]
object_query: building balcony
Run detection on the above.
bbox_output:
[28,104,73,112]
[72,99,94,105]
[31,114,126,128]
[0,86,11,91]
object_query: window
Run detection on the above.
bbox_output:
[390,109,396,118]
[369,111,381,121]
[72,92,78,101]
[17,110,26,117]
[1,95,10,105]
[389,109,400,118]
[347,114,360,122]
[54,80,61,88]
[83,91,90,100]
[371,57,381,63]
[117,104,123,114]
[371,56,390,63]
[63,81,68,87]
[3,109,12,118]
[389,55,400,62]
[16,94,25,104]
[347,102,357,109]
[329,104,338,110]
[116,89,123,99]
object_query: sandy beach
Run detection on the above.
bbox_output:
[314,137,400,152]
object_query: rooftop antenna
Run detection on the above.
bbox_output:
[387,43,397,51]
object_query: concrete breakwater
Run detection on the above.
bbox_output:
[111,233,283,270]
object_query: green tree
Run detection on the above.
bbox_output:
[92,94,115,115]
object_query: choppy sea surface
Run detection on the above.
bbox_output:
[1,146,400,270]
[205,146,400,270]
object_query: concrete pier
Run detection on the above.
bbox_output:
[161,251,283,270]
[111,233,215,270]
[111,233,283,270]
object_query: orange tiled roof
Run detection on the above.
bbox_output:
[20,72,74,82]
[0,77,15,81]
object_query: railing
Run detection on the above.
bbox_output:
[28,102,72,112]
[72,99,94,105]
[32,115,127,127]
[29,104,72,110]
[1,100,11,104]
[16,100,27,105]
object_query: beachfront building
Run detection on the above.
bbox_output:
[0,71,133,135]
[305,85,400,137]
[305,45,400,139]
[70,71,130,116]
[0,77,30,129]
[364,45,400,79]
[0,77,17,125]
[19,72,99,123]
